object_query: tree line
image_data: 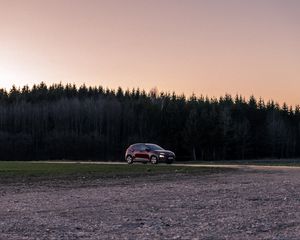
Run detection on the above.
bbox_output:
[0,82,299,161]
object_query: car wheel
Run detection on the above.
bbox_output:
[150,156,158,164]
[126,155,133,164]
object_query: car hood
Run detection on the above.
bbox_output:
[154,150,175,155]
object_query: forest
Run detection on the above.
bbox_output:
[0,82,299,161]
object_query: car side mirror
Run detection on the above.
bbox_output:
[145,148,150,152]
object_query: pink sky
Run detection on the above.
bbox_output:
[0,0,299,105]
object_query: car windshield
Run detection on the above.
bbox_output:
[145,144,164,151]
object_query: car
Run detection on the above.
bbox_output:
[125,143,175,164]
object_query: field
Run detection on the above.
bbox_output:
[1,162,300,239]
[0,162,230,182]
[182,159,300,166]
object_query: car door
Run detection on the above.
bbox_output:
[134,144,149,161]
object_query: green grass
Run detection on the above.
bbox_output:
[182,159,300,166]
[0,162,232,182]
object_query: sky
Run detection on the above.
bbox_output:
[0,0,299,105]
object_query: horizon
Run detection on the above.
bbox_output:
[1,81,298,109]
[0,81,299,107]
[1,0,299,106]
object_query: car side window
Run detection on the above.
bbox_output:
[134,144,146,151]
[131,145,138,151]
[131,144,139,151]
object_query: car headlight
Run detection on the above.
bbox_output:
[159,153,165,158]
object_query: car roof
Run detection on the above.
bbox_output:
[131,142,159,145]
[130,143,160,147]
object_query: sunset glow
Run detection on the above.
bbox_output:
[0,0,299,105]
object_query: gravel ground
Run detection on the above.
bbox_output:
[1,168,300,240]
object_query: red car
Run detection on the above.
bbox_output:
[125,143,175,164]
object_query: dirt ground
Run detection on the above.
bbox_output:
[1,167,300,240]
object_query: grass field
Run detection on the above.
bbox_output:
[2,159,298,182]
[0,161,232,181]
[183,159,300,166]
